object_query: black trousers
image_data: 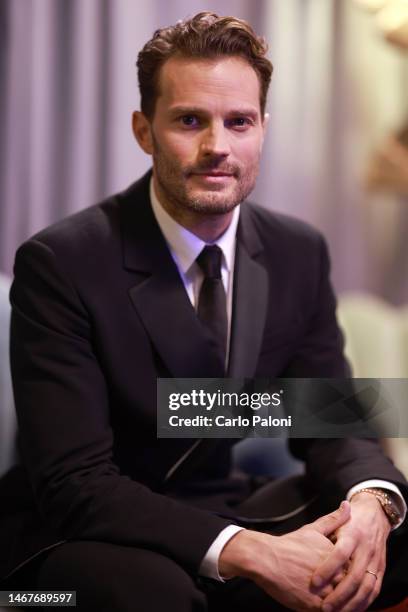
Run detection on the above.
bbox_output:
[6,477,408,611]
[11,533,406,612]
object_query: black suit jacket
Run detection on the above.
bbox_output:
[1,170,406,581]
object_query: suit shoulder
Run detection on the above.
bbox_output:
[13,193,128,287]
[13,174,151,288]
[28,193,121,254]
[19,173,151,262]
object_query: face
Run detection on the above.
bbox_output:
[134,56,267,218]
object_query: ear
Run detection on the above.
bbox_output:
[258,112,269,153]
[262,112,270,133]
[132,111,153,155]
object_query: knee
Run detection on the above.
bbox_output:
[36,542,207,612]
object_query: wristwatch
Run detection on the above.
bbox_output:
[350,487,401,527]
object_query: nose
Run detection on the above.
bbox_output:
[199,122,230,159]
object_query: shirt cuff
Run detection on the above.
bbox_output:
[199,525,245,581]
[346,479,407,530]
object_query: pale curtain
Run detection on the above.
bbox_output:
[1,0,408,303]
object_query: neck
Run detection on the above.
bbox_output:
[163,207,234,243]
[153,176,234,242]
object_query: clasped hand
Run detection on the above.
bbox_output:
[219,494,391,611]
[311,492,391,612]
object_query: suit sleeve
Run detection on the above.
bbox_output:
[284,235,408,505]
[10,239,232,574]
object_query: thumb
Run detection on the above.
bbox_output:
[312,500,351,536]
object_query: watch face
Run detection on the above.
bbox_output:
[385,504,400,526]
[378,493,400,526]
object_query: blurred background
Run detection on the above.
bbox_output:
[0,0,408,475]
[1,0,408,297]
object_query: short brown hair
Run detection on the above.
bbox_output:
[137,12,273,119]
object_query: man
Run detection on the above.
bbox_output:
[0,12,407,612]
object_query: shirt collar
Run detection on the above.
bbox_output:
[149,178,239,274]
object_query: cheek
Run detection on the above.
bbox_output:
[160,133,198,163]
[233,140,262,166]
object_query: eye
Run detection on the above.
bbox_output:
[179,115,200,128]
[226,117,254,130]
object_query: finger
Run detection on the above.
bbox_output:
[312,501,351,537]
[342,592,371,612]
[332,569,346,586]
[337,571,383,612]
[318,584,333,598]
[311,567,346,596]
[257,576,324,611]
[365,572,383,610]
[361,551,386,611]
[321,554,381,611]
[311,534,355,588]
[323,544,386,612]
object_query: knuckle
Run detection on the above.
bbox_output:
[361,583,374,598]
[328,587,352,608]
[349,577,361,592]
[335,540,349,557]
[305,595,324,611]
[332,595,350,610]
[320,586,332,598]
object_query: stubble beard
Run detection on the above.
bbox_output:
[152,141,259,217]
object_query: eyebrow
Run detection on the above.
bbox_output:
[168,106,260,120]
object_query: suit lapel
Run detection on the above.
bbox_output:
[120,172,224,378]
[228,206,269,378]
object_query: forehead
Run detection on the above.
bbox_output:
[155,55,261,114]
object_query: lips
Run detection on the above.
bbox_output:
[190,171,235,178]
[195,172,233,177]
[191,173,235,183]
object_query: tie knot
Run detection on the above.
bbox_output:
[196,245,223,279]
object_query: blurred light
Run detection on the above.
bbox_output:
[382,21,408,47]
[377,0,408,47]
[377,0,408,29]
[354,0,390,12]
[355,0,408,49]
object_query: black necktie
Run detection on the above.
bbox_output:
[196,245,228,366]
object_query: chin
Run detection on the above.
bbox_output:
[187,199,238,215]
[187,189,238,209]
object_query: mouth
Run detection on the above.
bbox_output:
[189,171,235,181]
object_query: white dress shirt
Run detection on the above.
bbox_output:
[149,179,407,581]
